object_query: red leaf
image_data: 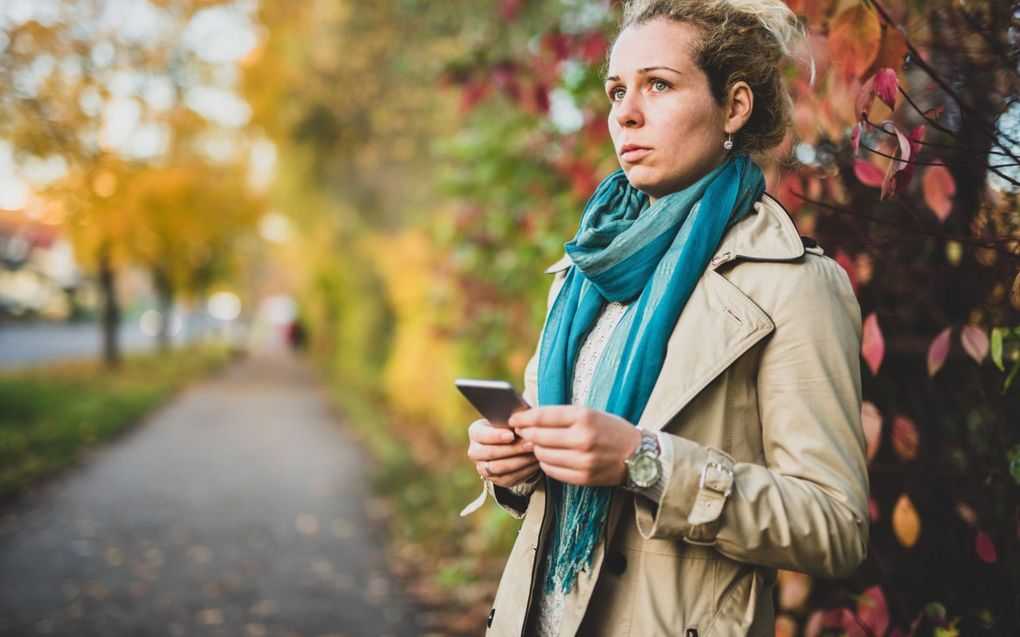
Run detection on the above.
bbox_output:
[976,531,997,563]
[829,6,882,79]
[891,123,912,170]
[858,586,891,637]
[861,401,882,462]
[874,68,898,108]
[861,312,884,375]
[960,325,989,364]
[834,250,858,294]
[854,75,876,118]
[891,415,919,460]
[855,160,885,187]
[851,121,863,155]
[927,327,952,377]
[498,0,523,22]
[579,32,609,64]
[923,161,956,222]
[869,494,880,522]
[805,610,825,637]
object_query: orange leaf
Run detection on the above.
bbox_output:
[861,312,884,375]
[893,493,921,548]
[775,615,797,637]
[861,401,882,462]
[960,324,989,364]
[927,327,952,377]
[923,161,956,222]
[778,570,812,610]
[891,415,919,461]
[976,531,997,563]
[872,27,908,73]
[829,5,882,79]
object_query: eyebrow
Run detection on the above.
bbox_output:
[604,66,684,82]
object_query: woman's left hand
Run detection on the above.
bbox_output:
[509,406,642,487]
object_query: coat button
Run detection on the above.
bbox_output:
[487,607,495,628]
[605,550,627,576]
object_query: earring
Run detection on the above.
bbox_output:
[723,133,734,151]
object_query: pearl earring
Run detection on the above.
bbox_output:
[723,133,734,151]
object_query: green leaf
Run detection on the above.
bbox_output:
[1004,358,1020,393]
[1008,445,1020,486]
[991,327,1004,371]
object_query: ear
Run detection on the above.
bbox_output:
[723,81,753,135]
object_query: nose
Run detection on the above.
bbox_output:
[613,90,643,128]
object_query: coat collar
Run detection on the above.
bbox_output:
[543,192,804,274]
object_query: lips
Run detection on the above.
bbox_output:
[619,144,651,162]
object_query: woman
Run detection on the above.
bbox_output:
[466,1,869,635]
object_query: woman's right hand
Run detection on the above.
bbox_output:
[467,419,541,488]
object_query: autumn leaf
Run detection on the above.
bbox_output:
[975,531,997,563]
[869,494,880,522]
[927,327,952,376]
[872,27,908,73]
[862,401,882,462]
[851,121,863,155]
[854,75,876,119]
[778,570,812,610]
[891,415,919,460]
[862,312,885,375]
[855,160,885,187]
[955,501,978,526]
[873,68,898,108]
[858,586,891,637]
[775,615,797,637]
[829,5,882,79]
[923,161,956,222]
[893,493,921,547]
[960,325,989,364]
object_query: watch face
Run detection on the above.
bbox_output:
[629,453,661,488]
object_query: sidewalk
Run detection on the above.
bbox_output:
[0,355,426,636]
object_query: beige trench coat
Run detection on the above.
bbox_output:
[483,194,869,636]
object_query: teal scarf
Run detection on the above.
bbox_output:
[536,154,765,594]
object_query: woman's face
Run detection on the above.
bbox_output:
[606,19,730,202]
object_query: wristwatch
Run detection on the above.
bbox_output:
[623,430,662,491]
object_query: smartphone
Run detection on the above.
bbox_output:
[455,378,530,428]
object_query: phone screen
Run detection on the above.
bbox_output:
[455,379,530,428]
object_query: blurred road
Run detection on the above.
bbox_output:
[0,322,160,369]
[0,356,426,636]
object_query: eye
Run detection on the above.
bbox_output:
[608,86,626,102]
[650,79,670,92]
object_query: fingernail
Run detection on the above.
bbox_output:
[500,431,515,442]
[523,441,534,451]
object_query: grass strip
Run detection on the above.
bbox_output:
[0,344,230,500]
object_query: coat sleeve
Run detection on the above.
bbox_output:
[634,255,870,578]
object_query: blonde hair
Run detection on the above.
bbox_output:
[620,0,808,154]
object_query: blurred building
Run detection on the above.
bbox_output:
[0,211,81,319]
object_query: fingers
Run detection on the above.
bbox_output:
[478,453,539,479]
[467,438,534,462]
[536,461,588,486]
[508,405,584,429]
[468,419,517,445]
[488,464,542,489]
[515,425,583,449]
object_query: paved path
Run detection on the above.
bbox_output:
[0,356,426,636]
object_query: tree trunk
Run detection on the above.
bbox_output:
[98,248,120,369]
[153,266,173,352]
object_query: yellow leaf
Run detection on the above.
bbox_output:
[892,493,921,547]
